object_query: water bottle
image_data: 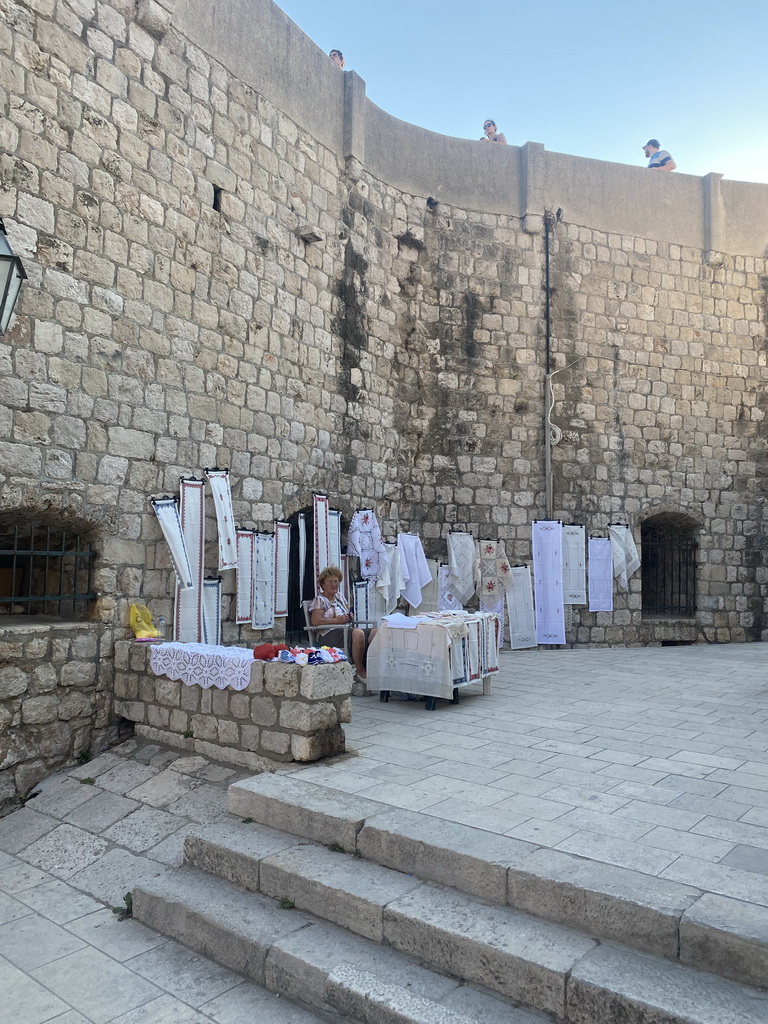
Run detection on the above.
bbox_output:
[157,615,166,639]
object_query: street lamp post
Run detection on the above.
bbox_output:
[0,219,27,335]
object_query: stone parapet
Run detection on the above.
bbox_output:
[113,641,351,769]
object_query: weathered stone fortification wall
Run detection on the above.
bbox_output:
[1,0,767,800]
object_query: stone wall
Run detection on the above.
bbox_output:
[0,622,119,812]
[113,640,350,768]
[0,0,766,791]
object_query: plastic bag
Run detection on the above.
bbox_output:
[129,603,160,639]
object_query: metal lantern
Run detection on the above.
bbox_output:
[0,219,27,335]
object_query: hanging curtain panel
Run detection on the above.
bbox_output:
[609,524,641,591]
[328,509,342,571]
[562,525,587,604]
[252,532,275,631]
[437,564,464,612]
[204,468,238,571]
[173,478,206,643]
[151,497,193,590]
[273,521,291,617]
[313,493,330,589]
[589,537,614,612]
[235,530,255,625]
[202,577,222,645]
[532,520,566,646]
[506,566,537,650]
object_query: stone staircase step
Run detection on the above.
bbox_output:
[132,866,553,1024]
[227,773,768,987]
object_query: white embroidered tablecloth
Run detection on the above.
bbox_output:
[150,642,254,691]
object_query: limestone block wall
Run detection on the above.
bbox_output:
[0,622,119,812]
[113,640,351,768]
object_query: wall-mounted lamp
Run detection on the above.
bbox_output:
[0,219,27,334]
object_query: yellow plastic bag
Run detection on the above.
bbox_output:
[129,603,160,639]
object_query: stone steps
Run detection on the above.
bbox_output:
[228,772,768,989]
[132,864,550,1024]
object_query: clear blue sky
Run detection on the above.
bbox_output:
[277,0,768,184]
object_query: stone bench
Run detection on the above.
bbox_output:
[113,641,352,771]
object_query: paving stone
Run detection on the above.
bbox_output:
[0,955,69,1024]
[25,777,98,819]
[228,774,388,851]
[14,879,102,924]
[0,808,59,855]
[261,843,423,941]
[127,769,198,808]
[30,946,162,1024]
[144,826,202,867]
[637,825,736,863]
[265,917,459,1013]
[441,984,551,1023]
[383,885,597,1017]
[183,821,300,891]
[680,892,768,988]
[66,907,167,961]
[0,889,33,925]
[68,753,125,780]
[103,806,184,851]
[662,855,768,907]
[358,808,535,902]
[167,756,210,775]
[196,765,237,783]
[554,829,679,875]
[201,979,342,1023]
[132,867,312,986]
[23,825,109,881]
[64,791,140,832]
[166,783,229,823]
[0,862,53,894]
[325,963,473,1024]
[567,943,768,1024]
[103,994,211,1023]
[98,762,160,795]
[66,848,169,903]
[0,913,86,970]
[719,844,768,876]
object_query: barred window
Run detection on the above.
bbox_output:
[0,518,96,620]
[641,515,697,618]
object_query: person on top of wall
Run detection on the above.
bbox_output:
[329,49,345,68]
[643,139,676,171]
[310,565,377,683]
[480,119,507,144]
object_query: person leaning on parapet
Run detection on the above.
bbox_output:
[329,49,345,68]
[480,119,507,144]
[643,139,675,171]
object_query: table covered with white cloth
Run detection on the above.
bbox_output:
[366,611,499,702]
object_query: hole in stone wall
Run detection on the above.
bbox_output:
[212,186,222,211]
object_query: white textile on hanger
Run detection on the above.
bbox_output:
[562,525,586,604]
[313,494,330,588]
[252,533,275,630]
[328,509,342,571]
[588,537,613,612]
[609,524,641,591]
[204,469,238,571]
[532,521,566,645]
[202,577,221,645]
[416,558,440,614]
[152,498,193,590]
[298,513,307,599]
[274,521,290,617]
[397,534,433,608]
[477,539,513,602]
[174,478,205,643]
[506,566,537,649]
[437,564,464,611]
[235,531,254,624]
[446,532,477,605]
[347,509,387,579]
[376,543,402,614]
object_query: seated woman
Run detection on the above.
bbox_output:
[310,565,377,681]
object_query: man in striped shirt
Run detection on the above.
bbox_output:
[643,139,676,171]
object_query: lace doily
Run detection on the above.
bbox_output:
[150,642,255,691]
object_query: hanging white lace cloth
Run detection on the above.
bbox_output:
[562,525,586,604]
[152,498,193,590]
[313,494,330,588]
[609,524,641,591]
[506,566,537,649]
[274,521,290,617]
[235,531,254,625]
[347,509,387,579]
[397,533,433,608]
[376,543,402,614]
[532,520,566,645]
[202,578,221,646]
[437,564,463,611]
[447,532,477,605]
[204,469,238,570]
[588,537,613,611]
[174,478,205,643]
[252,532,275,630]
[150,642,254,691]
[328,509,342,571]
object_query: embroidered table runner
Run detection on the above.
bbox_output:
[150,642,254,691]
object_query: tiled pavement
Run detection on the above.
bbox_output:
[3,642,768,1022]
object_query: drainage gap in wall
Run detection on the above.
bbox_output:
[212,186,222,211]
[660,640,694,646]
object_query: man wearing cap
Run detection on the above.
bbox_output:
[643,140,676,171]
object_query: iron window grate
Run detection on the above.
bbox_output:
[641,524,697,618]
[0,523,96,619]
